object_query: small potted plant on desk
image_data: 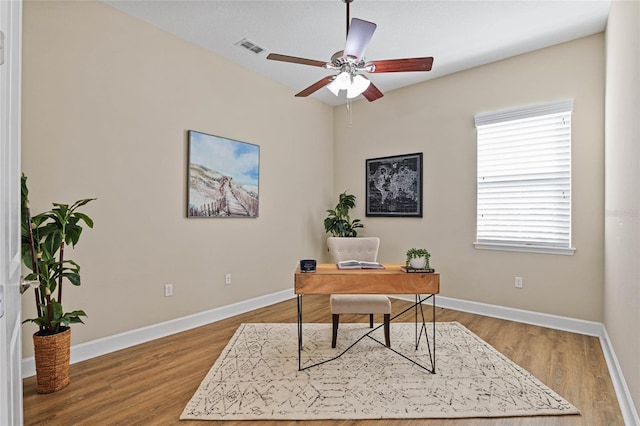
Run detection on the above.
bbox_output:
[406,248,431,270]
[21,174,95,393]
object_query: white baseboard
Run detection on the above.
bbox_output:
[433,295,604,336]
[21,288,295,379]
[21,291,638,425]
[599,326,640,426]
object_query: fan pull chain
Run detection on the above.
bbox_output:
[347,98,353,127]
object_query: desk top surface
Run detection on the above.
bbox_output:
[294,263,439,294]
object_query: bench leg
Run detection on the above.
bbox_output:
[332,314,339,348]
[369,313,374,328]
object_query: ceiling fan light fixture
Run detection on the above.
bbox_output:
[327,80,341,96]
[346,74,371,98]
[326,71,351,96]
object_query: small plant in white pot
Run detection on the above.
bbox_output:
[406,248,430,269]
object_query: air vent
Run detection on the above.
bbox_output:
[235,38,265,55]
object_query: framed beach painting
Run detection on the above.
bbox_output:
[187,130,259,218]
[365,152,423,217]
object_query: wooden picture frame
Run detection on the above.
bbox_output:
[366,153,423,217]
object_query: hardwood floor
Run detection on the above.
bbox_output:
[23,296,623,425]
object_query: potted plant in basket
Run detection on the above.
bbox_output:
[21,174,95,393]
[324,191,363,237]
[406,248,431,269]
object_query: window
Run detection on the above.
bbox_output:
[474,99,575,255]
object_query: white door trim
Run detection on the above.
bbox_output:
[0,0,23,424]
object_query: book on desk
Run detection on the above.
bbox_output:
[336,260,385,270]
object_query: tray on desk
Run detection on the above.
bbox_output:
[401,266,435,273]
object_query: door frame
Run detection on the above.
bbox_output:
[0,0,24,424]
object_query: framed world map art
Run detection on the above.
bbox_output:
[366,153,423,217]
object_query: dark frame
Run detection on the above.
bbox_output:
[366,152,423,217]
[187,130,260,218]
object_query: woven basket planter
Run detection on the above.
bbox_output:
[33,327,71,393]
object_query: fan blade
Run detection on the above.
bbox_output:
[343,18,377,61]
[267,53,327,68]
[367,57,434,73]
[362,80,384,102]
[295,76,335,97]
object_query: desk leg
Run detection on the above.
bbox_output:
[433,295,436,374]
[412,294,436,374]
[414,294,419,350]
[297,295,302,371]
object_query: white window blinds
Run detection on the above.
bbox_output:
[475,99,574,254]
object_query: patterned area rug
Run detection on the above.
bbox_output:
[180,322,580,420]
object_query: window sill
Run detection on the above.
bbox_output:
[474,242,576,256]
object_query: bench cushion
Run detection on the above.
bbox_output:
[330,294,391,314]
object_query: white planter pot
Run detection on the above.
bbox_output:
[409,257,427,269]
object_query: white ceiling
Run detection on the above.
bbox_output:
[103,0,611,106]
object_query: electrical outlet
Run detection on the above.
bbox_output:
[514,276,523,289]
[164,283,173,297]
[225,273,232,285]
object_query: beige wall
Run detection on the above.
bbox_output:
[21,0,614,358]
[334,34,605,321]
[605,0,640,415]
[21,1,334,357]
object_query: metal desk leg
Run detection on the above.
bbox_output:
[433,295,436,374]
[415,294,419,350]
[297,294,302,371]
[412,293,436,374]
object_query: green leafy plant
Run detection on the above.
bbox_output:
[406,248,431,268]
[324,191,364,237]
[21,174,96,335]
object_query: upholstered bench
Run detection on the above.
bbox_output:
[330,294,391,348]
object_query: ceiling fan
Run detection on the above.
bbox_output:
[266,0,434,102]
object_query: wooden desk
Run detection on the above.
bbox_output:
[295,263,439,295]
[294,263,440,372]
